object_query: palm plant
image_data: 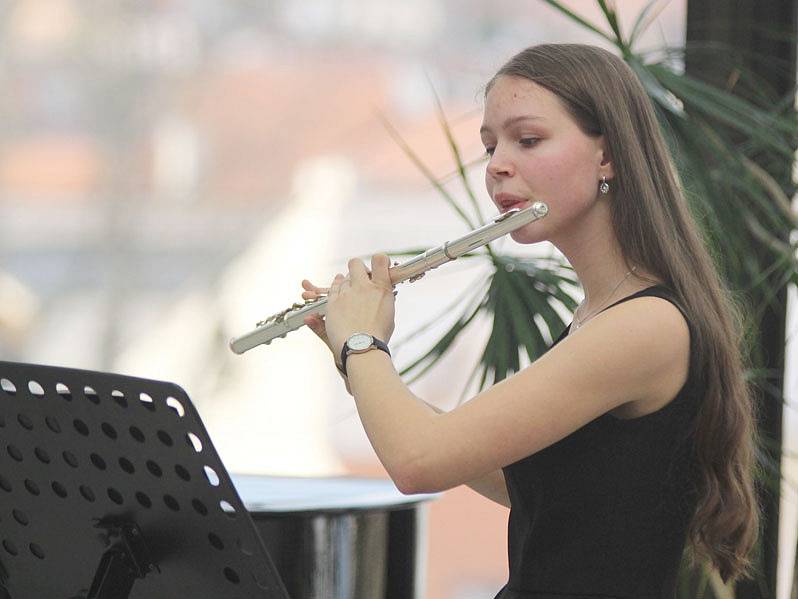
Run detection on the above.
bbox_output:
[382,1,798,596]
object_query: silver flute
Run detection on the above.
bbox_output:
[229,201,549,354]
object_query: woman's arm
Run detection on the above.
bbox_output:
[415,397,510,507]
[346,373,511,506]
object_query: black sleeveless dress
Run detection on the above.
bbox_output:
[493,285,702,599]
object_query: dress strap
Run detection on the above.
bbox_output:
[597,284,687,322]
[552,285,685,347]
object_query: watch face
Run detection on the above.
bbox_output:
[347,333,374,351]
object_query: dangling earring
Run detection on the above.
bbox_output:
[599,176,610,195]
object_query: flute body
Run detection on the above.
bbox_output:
[229,201,548,354]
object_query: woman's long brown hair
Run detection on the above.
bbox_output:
[487,44,761,583]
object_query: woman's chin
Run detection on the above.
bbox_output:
[509,228,546,245]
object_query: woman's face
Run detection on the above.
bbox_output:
[480,75,612,244]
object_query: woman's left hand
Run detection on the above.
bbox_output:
[325,253,396,356]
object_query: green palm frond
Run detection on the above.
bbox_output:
[538,0,617,45]
[377,112,476,229]
[628,0,670,48]
[396,256,577,396]
[398,282,488,383]
[426,77,488,227]
[478,257,577,387]
[640,62,798,330]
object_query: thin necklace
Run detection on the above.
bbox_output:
[572,266,638,330]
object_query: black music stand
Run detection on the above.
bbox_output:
[0,361,290,599]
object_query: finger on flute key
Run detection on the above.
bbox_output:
[301,279,329,299]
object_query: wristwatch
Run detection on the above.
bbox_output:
[339,333,391,376]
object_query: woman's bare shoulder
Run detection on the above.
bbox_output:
[585,294,691,418]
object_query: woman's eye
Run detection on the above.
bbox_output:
[519,137,540,147]
[484,147,495,157]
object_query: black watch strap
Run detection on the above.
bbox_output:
[340,337,390,377]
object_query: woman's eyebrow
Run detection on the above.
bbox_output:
[480,115,544,135]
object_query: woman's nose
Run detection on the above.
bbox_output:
[486,148,514,178]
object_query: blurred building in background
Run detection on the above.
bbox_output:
[0,1,691,597]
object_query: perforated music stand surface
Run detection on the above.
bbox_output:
[0,361,289,599]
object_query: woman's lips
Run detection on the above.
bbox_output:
[495,193,530,212]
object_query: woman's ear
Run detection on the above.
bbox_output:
[597,137,615,180]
